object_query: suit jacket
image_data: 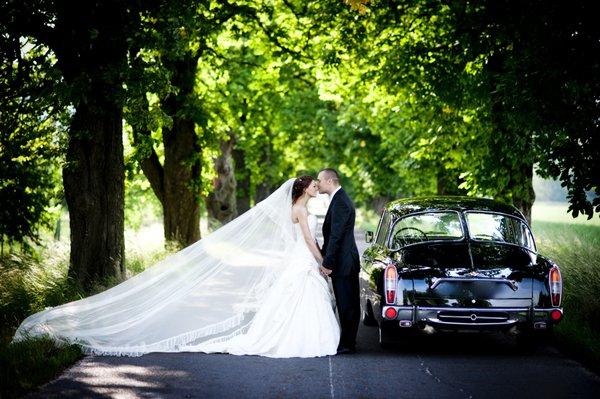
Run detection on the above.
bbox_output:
[322,188,360,277]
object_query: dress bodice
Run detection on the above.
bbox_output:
[293,214,318,241]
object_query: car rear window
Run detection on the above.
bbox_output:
[466,212,535,251]
[390,212,463,248]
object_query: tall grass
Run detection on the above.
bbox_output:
[533,221,600,369]
[0,337,83,398]
[0,223,172,398]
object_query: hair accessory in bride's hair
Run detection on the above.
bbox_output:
[292,175,314,204]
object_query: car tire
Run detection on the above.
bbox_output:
[378,325,394,349]
[516,326,554,352]
[363,300,377,326]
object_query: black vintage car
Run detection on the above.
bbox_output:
[361,197,564,347]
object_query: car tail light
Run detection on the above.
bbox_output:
[384,264,398,304]
[549,265,562,307]
[384,307,397,319]
[550,309,562,322]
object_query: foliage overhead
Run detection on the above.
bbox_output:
[1,0,599,251]
[0,33,66,244]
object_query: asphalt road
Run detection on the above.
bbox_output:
[29,326,600,398]
[29,229,600,398]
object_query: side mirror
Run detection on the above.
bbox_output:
[365,231,374,243]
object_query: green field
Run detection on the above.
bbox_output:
[532,201,600,226]
[531,203,600,371]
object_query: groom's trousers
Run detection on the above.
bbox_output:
[331,273,360,349]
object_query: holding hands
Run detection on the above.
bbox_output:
[320,265,332,277]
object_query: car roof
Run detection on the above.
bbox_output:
[384,196,526,221]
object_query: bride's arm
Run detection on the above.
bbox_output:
[297,210,324,264]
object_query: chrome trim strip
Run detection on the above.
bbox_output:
[417,307,529,312]
[383,306,561,313]
[533,308,563,313]
[439,315,508,321]
[430,277,518,291]
[427,318,519,326]
[383,306,413,310]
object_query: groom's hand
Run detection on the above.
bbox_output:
[320,266,332,276]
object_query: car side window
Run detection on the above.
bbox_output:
[376,211,391,245]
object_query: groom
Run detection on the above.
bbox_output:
[317,168,361,355]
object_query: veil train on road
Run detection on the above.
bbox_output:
[13,179,298,356]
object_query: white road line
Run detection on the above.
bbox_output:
[328,356,335,399]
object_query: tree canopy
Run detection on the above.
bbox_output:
[1,0,598,286]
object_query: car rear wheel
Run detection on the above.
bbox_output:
[516,326,554,351]
[363,300,377,326]
[378,325,395,349]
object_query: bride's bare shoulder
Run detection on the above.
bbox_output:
[291,204,308,218]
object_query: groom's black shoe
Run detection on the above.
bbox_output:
[336,346,356,355]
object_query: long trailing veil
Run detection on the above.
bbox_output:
[13,179,298,356]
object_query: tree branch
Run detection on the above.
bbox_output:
[132,126,166,206]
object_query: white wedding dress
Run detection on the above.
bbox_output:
[13,179,340,358]
[194,214,340,358]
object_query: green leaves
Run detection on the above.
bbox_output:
[3,0,598,250]
[0,34,66,244]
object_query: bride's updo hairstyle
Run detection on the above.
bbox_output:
[292,175,314,204]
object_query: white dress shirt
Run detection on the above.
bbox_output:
[329,186,342,201]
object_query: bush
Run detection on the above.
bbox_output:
[0,336,83,398]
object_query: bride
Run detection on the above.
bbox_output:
[13,176,340,358]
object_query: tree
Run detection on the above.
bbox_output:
[365,0,599,220]
[0,35,64,249]
[126,1,258,246]
[1,0,158,288]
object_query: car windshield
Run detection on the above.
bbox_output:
[389,212,463,249]
[466,212,535,251]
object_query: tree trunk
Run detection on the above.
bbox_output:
[232,146,251,213]
[232,102,251,213]
[254,128,273,203]
[129,50,202,248]
[370,196,390,215]
[63,103,125,289]
[206,137,237,224]
[162,117,201,247]
[486,53,535,225]
[254,182,273,203]
[161,54,201,247]
[54,1,128,289]
[436,167,463,196]
[509,162,535,225]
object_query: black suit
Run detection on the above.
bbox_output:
[322,188,360,350]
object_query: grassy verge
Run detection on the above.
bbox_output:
[0,243,83,399]
[0,223,171,398]
[532,221,600,372]
[0,337,83,398]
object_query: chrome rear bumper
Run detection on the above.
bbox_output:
[381,306,563,330]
